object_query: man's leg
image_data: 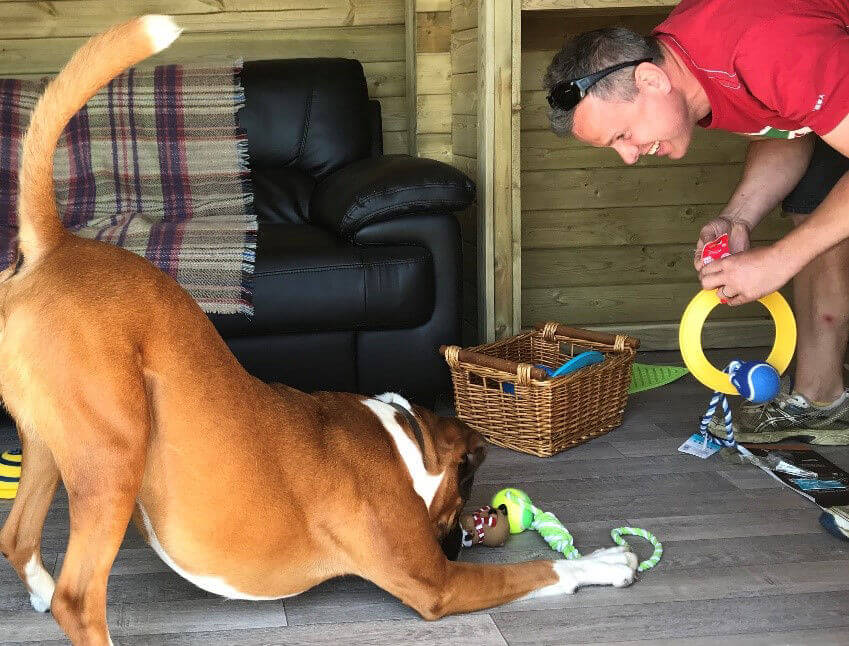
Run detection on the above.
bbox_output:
[728,138,849,444]
[789,212,849,404]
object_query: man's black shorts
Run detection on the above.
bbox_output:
[782,137,849,215]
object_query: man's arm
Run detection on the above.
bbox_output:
[699,114,849,304]
[695,136,815,267]
[773,114,849,276]
[721,135,815,231]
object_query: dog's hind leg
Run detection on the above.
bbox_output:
[47,374,150,645]
[0,429,60,612]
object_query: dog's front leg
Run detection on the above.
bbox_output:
[357,535,637,619]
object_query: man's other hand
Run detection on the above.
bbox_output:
[694,216,751,270]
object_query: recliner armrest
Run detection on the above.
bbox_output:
[311,154,475,238]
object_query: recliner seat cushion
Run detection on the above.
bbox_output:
[209,223,434,338]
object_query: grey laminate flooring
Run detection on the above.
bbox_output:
[2,349,849,645]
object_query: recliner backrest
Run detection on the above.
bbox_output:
[239,59,373,180]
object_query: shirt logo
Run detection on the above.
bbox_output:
[742,126,813,139]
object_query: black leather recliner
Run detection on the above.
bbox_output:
[207,59,475,404]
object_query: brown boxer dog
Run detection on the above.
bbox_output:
[0,17,637,645]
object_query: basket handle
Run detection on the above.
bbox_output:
[534,322,640,350]
[439,345,549,382]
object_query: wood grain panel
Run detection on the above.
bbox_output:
[592,319,785,350]
[417,93,452,133]
[521,11,660,51]
[362,62,405,97]
[0,26,405,75]
[417,53,451,94]
[450,27,478,74]
[0,1,406,38]
[524,244,708,287]
[522,283,781,325]
[452,114,478,157]
[382,131,408,155]
[417,0,450,10]
[416,11,450,52]
[522,165,744,211]
[452,72,477,115]
[451,0,478,31]
[522,207,791,248]
[416,133,452,162]
[521,127,749,168]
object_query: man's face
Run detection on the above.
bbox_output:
[571,83,694,165]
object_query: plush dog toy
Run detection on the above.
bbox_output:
[460,504,510,547]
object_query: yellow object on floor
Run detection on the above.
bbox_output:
[0,448,21,499]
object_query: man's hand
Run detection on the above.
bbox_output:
[693,217,751,270]
[698,244,793,305]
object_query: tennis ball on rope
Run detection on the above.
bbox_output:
[491,488,535,534]
[729,360,781,404]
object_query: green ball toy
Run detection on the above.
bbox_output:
[491,488,534,534]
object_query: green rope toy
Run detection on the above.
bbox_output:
[491,488,663,572]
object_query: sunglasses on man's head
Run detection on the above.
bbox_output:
[546,58,652,112]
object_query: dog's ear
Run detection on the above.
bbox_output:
[463,426,487,472]
[457,422,486,501]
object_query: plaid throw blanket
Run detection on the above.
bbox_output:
[0,65,256,315]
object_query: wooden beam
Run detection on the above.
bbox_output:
[477,0,520,341]
[510,0,522,336]
[406,0,418,155]
[477,0,496,341]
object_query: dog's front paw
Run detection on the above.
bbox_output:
[573,546,638,589]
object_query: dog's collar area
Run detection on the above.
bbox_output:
[386,401,425,454]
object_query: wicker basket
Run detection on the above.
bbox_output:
[440,322,640,457]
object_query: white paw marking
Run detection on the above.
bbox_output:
[24,553,54,612]
[525,547,638,599]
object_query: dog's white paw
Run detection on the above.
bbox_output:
[586,545,639,576]
[581,547,638,588]
[557,548,638,591]
[528,551,637,599]
[24,554,54,613]
[29,592,51,613]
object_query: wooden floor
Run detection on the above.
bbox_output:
[2,349,849,645]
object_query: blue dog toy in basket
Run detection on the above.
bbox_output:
[501,350,605,394]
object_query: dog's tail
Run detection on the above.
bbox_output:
[16,15,182,264]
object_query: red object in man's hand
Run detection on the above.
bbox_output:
[701,234,731,303]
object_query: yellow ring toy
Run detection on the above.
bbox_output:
[679,290,796,395]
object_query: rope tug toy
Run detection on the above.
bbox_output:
[697,360,782,458]
[491,488,662,572]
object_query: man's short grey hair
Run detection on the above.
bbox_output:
[544,27,664,136]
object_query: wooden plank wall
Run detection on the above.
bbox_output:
[519,9,792,349]
[450,0,481,345]
[0,0,413,155]
[415,0,452,163]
